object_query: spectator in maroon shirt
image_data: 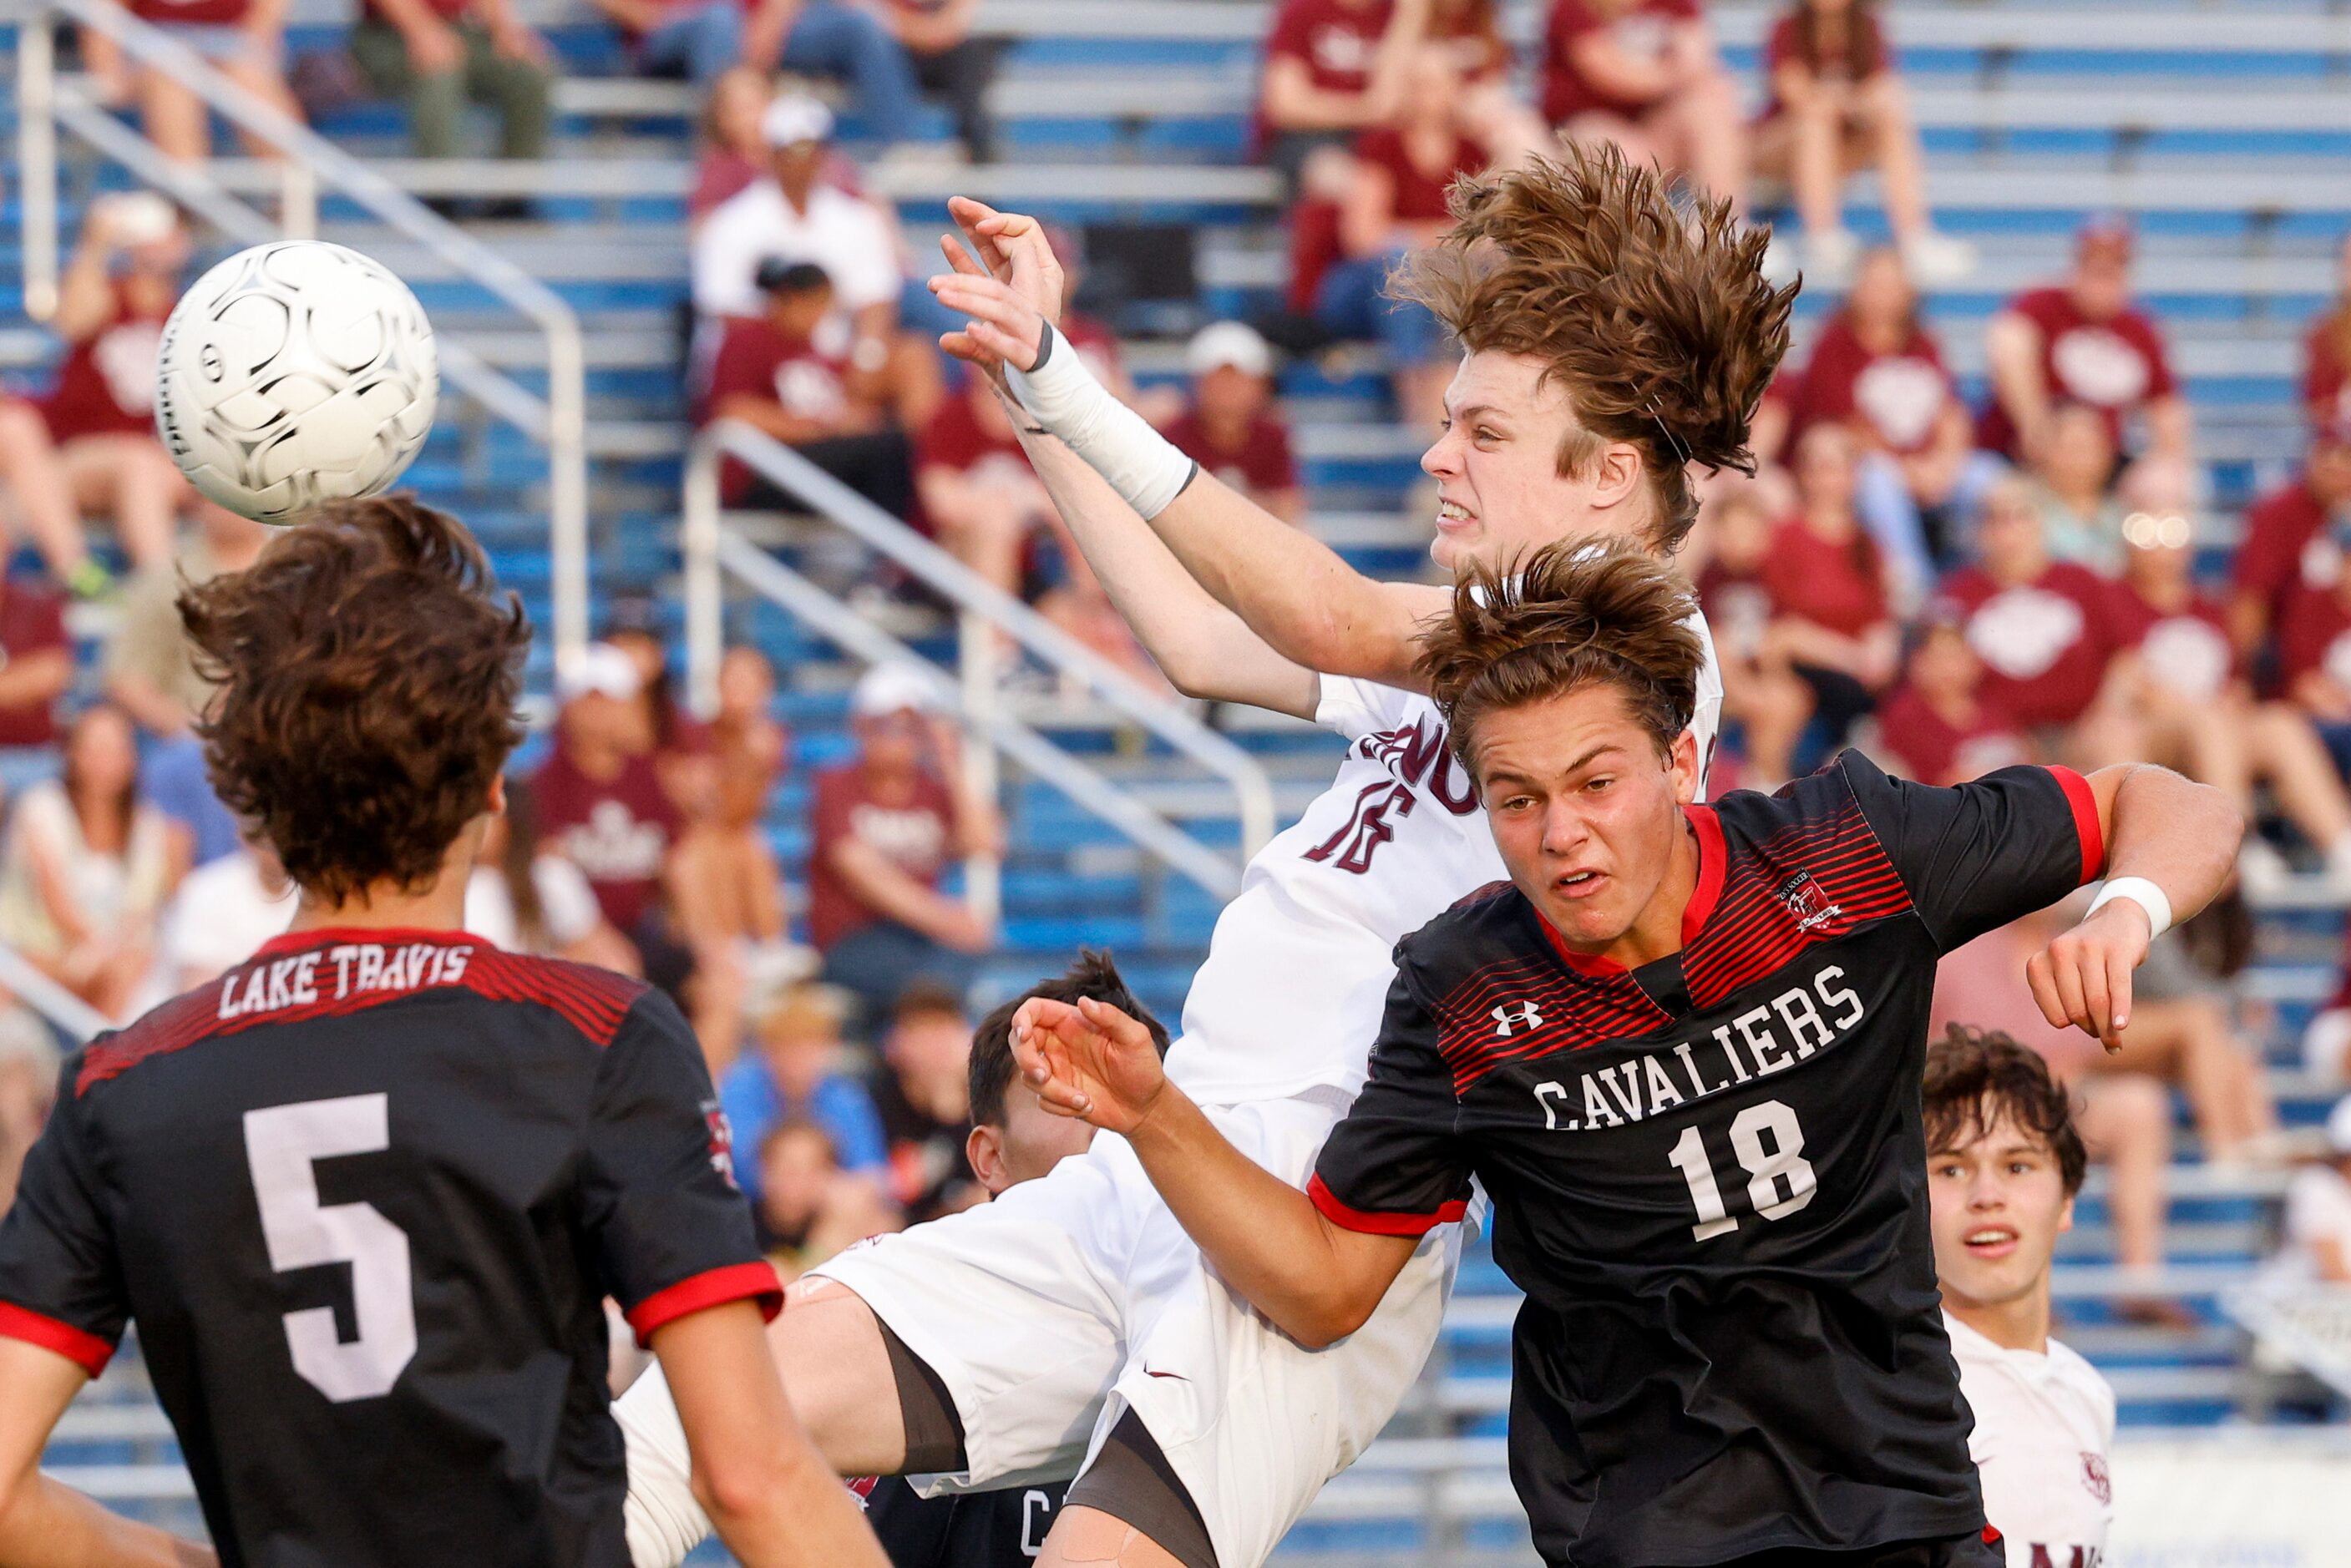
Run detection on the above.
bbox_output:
[1690,483,1812,785]
[1868,617,2025,787]
[701,260,919,522]
[2270,526,2351,792]
[530,643,678,964]
[1255,0,1431,189]
[1540,0,1745,213]
[1759,247,1970,589]
[1748,423,1900,781]
[2303,233,2351,436]
[83,0,304,164]
[2227,412,2351,659]
[0,575,77,755]
[1933,473,2134,760]
[1161,323,1304,525]
[39,198,200,582]
[1750,0,1969,286]
[915,375,1053,601]
[1315,45,1499,429]
[808,663,998,1033]
[1982,217,2191,481]
[2111,507,2351,887]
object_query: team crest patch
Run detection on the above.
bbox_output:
[1774,871,1843,933]
[2080,1450,2111,1505]
[702,1100,739,1189]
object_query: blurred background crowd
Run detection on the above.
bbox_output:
[6,0,2351,1449]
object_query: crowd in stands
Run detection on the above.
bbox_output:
[15,0,2351,1318]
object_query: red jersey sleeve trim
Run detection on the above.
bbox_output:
[626,1262,784,1348]
[0,1302,114,1377]
[1307,1175,1467,1237]
[2047,766,2105,885]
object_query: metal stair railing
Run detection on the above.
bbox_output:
[13,0,592,674]
[683,421,1280,903]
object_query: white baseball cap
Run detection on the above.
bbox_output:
[556,641,642,703]
[761,94,835,149]
[1185,321,1274,379]
[2328,1095,2351,1156]
[850,661,945,719]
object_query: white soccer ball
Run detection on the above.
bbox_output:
[155,240,438,524]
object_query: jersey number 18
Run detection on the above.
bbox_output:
[1664,1100,1817,1242]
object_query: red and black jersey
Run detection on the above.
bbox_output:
[0,926,778,1568]
[1311,752,2102,1567]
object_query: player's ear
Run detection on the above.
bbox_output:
[967,1125,1008,1197]
[1666,730,1700,806]
[2056,1192,2075,1236]
[1589,440,1648,513]
[485,771,509,819]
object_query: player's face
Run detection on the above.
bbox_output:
[1928,1108,2074,1313]
[1474,685,1701,963]
[1421,352,1647,575]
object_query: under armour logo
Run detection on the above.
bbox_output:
[1492,1001,1545,1036]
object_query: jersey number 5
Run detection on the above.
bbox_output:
[1664,1100,1817,1242]
[243,1094,418,1402]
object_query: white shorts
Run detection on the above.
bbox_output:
[808,1090,1466,1568]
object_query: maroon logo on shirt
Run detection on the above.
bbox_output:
[702,1100,740,1190]
[2080,1449,2111,1505]
[1774,871,1843,933]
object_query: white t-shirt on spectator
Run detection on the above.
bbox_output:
[159,849,296,989]
[2276,1165,2351,1282]
[691,178,902,321]
[1946,1313,2115,1568]
[464,857,604,956]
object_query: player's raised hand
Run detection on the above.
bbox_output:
[932,198,1062,375]
[2025,898,2151,1054]
[948,196,1065,322]
[1011,994,1168,1135]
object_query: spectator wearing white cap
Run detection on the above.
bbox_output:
[530,642,685,966]
[2272,1098,2351,1284]
[692,95,904,386]
[1162,322,1304,525]
[590,0,917,134]
[808,663,999,1031]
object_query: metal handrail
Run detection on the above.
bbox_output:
[710,533,1244,901]
[683,421,1279,865]
[14,0,591,674]
[0,943,116,1043]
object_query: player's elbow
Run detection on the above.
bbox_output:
[1279,1283,1384,1351]
[689,1441,817,1530]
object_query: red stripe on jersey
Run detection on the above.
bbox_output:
[1679,796,1913,1012]
[1684,804,1726,940]
[0,1302,115,1376]
[76,939,649,1096]
[1306,1174,1467,1236]
[625,1262,785,1347]
[2049,765,2105,884]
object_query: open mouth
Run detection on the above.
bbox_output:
[1556,870,1605,900]
[1963,1226,2019,1260]
[1436,498,1476,530]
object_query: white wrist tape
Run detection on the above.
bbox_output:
[1005,321,1197,518]
[2085,876,2173,940]
[615,1363,715,1568]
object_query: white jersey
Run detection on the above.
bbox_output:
[1948,1313,2116,1568]
[1168,615,1723,1106]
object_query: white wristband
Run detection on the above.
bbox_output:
[1005,322,1198,518]
[2085,876,2172,940]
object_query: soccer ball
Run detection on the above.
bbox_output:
[155,240,438,524]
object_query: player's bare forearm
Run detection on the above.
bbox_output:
[1122,1087,1413,1348]
[1010,423,1320,716]
[654,1302,888,1568]
[1148,472,1446,688]
[2085,763,2241,926]
[0,1341,214,1568]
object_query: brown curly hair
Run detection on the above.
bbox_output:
[180,495,530,903]
[1416,537,1704,772]
[1923,1024,2088,1196]
[1389,141,1796,554]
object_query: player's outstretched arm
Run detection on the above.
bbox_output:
[934,200,1448,690]
[1011,997,1416,1348]
[0,1338,215,1568]
[652,1301,889,1568]
[2027,764,2242,1052]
